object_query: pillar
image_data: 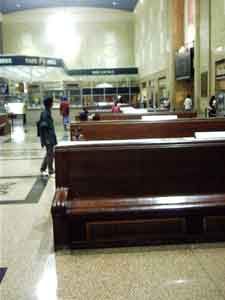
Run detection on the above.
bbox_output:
[194,0,201,113]
[168,0,185,111]
[0,13,3,54]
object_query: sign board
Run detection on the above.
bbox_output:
[0,56,64,67]
[0,55,63,67]
[0,55,138,77]
[67,68,138,76]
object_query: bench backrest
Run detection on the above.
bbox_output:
[55,140,225,199]
[99,112,197,119]
[70,118,225,141]
[75,111,197,121]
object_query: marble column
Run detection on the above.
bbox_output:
[194,0,201,113]
[0,13,3,54]
[168,0,185,110]
[208,0,212,97]
[198,0,211,115]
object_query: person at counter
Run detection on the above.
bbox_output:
[184,94,192,111]
[112,101,121,113]
[163,98,170,110]
[208,96,217,117]
[39,96,57,176]
[60,96,70,131]
[79,107,89,121]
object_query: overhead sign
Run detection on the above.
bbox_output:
[0,55,63,67]
[0,55,138,76]
[67,68,138,76]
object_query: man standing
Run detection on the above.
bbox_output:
[39,97,57,176]
[60,96,70,131]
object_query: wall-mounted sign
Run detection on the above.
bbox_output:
[216,59,225,79]
[175,48,194,80]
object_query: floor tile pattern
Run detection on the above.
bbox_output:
[0,268,7,284]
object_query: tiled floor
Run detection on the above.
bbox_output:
[0,125,225,300]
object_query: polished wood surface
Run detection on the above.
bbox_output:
[70,118,225,141]
[52,139,225,249]
[55,140,225,196]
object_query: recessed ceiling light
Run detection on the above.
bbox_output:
[16,3,21,8]
[112,1,117,6]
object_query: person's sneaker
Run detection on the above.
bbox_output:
[48,169,55,177]
[49,169,55,175]
[41,170,48,176]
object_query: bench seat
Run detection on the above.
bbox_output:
[68,194,225,215]
[52,190,225,249]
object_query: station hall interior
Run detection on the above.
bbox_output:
[1,0,225,300]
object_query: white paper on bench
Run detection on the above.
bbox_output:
[120,107,148,114]
[141,115,178,121]
[195,131,225,139]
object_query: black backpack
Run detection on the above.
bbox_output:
[37,111,44,137]
[36,120,41,137]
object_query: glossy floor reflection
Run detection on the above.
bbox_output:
[0,126,225,300]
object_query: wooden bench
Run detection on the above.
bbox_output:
[0,114,11,136]
[75,111,197,121]
[70,118,225,141]
[52,139,225,249]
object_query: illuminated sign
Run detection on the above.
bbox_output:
[0,55,62,67]
[0,55,138,76]
[0,58,13,65]
[68,68,138,76]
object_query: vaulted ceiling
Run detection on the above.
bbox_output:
[0,0,138,14]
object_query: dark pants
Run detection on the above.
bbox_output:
[23,114,26,126]
[41,144,54,173]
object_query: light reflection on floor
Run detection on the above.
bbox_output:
[10,126,26,143]
[8,124,69,144]
[36,255,58,300]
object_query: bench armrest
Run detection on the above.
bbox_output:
[52,187,69,214]
[0,122,6,128]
